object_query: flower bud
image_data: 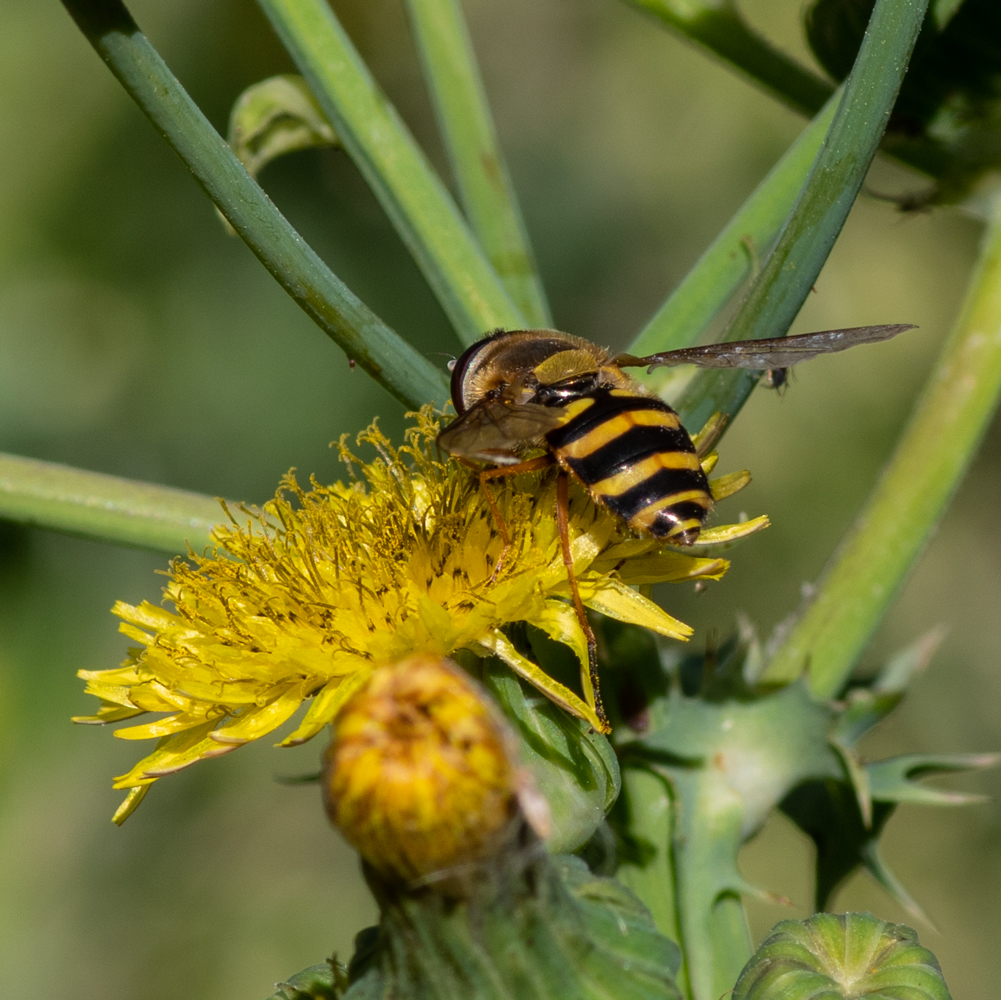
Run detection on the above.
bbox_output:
[323,656,526,882]
[733,912,951,1000]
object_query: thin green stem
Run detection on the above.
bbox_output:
[627,91,839,360]
[765,196,1001,696]
[405,0,551,327]
[625,0,833,118]
[0,453,224,554]
[61,0,449,411]
[257,0,525,346]
[673,0,931,435]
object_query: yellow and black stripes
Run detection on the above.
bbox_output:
[544,388,712,544]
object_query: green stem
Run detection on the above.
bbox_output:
[257,0,526,346]
[673,0,931,435]
[61,0,448,411]
[628,92,839,360]
[625,0,833,118]
[615,768,680,940]
[765,195,1001,696]
[0,453,224,554]
[404,0,551,327]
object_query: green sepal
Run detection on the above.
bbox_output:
[483,659,621,854]
[732,912,952,1000]
[227,74,338,179]
[262,960,348,999]
[867,751,1000,805]
[342,852,682,1000]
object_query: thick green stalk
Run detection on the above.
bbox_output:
[625,0,833,118]
[765,196,1001,695]
[628,93,839,359]
[405,0,551,327]
[257,0,525,346]
[0,454,224,554]
[61,0,448,411]
[673,0,931,435]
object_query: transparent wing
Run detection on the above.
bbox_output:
[437,398,567,464]
[615,324,915,372]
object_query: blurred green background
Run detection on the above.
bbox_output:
[1,0,998,996]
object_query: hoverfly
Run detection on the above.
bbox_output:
[438,324,913,730]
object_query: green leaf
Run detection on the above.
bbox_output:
[732,912,952,1000]
[61,0,450,411]
[764,197,1001,695]
[257,0,526,346]
[228,74,337,179]
[672,0,933,436]
[0,452,224,554]
[404,0,551,327]
[484,660,620,854]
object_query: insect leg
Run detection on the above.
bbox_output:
[478,455,555,580]
[556,470,609,733]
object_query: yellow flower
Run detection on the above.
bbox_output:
[75,407,765,823]
[324,655,525,882]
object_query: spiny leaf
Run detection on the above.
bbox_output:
[867,752,1000,805]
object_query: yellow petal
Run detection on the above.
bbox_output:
[614,552,729,585]
[208,682,309,745]
[112,785,151,826]
[535,599,588,667]
[113,600,181,631]
[691,411,726,454]
[72,703,145,725]
[280,669,373,746]
[113,720,232,787]
[583,577,692,640]
[78,665,142,685]
[113,711,216,741]
[118,622,154,646]
[474,629,604,733]
[701,451,719,474]
[709,469,751,501]
[685,515,770,550]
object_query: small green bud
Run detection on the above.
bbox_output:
[733,912,952,1000]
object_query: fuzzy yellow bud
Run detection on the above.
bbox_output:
[323,656,523,882]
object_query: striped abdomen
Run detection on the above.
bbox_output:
[544,388,711,544]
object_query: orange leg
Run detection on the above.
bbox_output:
[556,471,608,732]
[476,455,555,580]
